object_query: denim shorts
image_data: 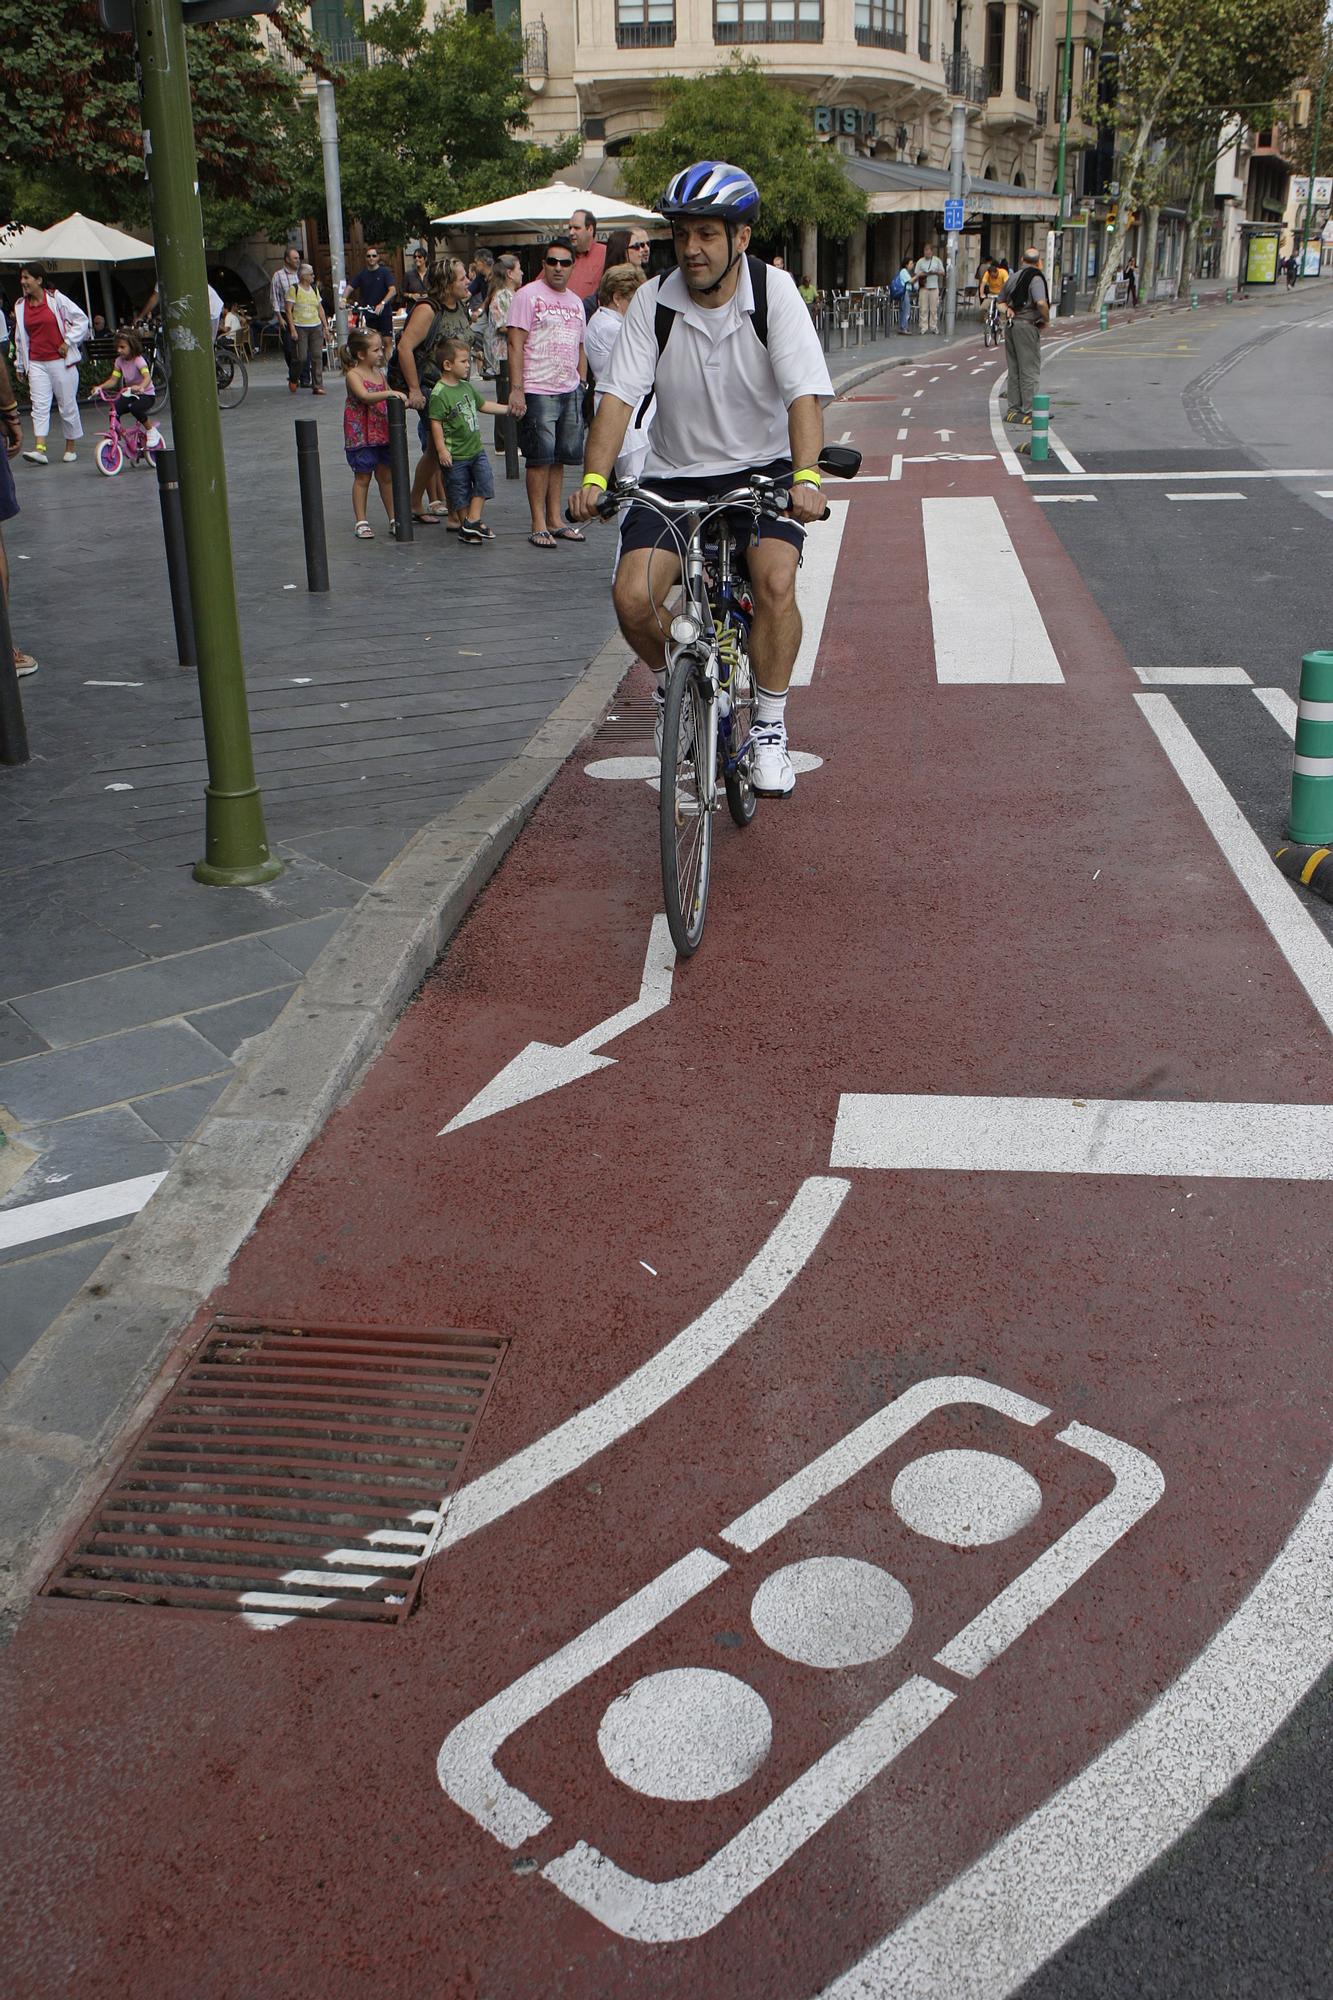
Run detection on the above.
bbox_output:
[345,443,391,473]
[518,389,584,468]
[442,452,495,511]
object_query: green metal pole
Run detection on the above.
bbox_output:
[1300,63,1327,274]
[1054,0,1075,222]
[132,0,281,886]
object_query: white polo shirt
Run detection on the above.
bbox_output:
[598,259,832,480]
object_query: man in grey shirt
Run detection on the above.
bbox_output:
[1001,246,1049,423]
[914,241,945,333]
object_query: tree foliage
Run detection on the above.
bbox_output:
[283,0,579,245]
[0,0,319,243]
[619,58,866,244]
[1284,26,1333,178]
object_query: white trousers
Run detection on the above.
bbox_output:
[27,358,84,442]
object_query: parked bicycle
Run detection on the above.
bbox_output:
[91,387,162,477]
[575,444,861,955]
[142,324,249,413]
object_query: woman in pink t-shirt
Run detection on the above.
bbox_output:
[505,239,589,547]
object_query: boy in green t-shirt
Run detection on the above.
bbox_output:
[427,336,508,544]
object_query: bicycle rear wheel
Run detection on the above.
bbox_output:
[215,352,248,409]
[659,657,713,957]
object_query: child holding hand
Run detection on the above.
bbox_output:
[427,336,506,544]
[343,329,406,538]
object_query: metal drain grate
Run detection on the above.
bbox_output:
[43,1318,506,1625]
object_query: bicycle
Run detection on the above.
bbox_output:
[578,443,861,956]
[983,295,1003,347]
[91,387,162,477]
[141,324,249,413]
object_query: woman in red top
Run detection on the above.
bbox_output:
[14,262,90,466]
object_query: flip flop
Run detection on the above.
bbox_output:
[528,530,556,548]
[412,511,441,525]
[552,526,586,542]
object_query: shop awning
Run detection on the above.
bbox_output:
[842,154,1058,222]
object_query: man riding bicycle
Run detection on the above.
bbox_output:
[568,160,833,799]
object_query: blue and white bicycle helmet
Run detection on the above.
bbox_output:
[658,161,760,224]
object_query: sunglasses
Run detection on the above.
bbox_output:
[630,240,650,250]
[545,256,574,268]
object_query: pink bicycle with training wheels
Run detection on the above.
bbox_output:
[92,387,162,477]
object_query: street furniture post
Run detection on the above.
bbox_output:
[1052,0,1075,303]
[317,80,349,349]
[386,397,414,541]
[1099,304,1109,330]
[295,420,330,593]
[1289,652,1333,845]
[495,360,520,480]
[1029,392,1050,463]
[154,447,197,666]
[0,584,31,767]
[132,0,280,885]
[1299,61,1328,274]
[1191,290,1198,310]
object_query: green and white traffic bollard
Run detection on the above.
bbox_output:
[1289,651,1333,844]
[1190,291,1199,309]
[1029,392,1050,463]
[1226,286,1233,303]
[1098,304,1109,331]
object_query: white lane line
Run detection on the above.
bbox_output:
[1136,666,1253,686]
[923,496,1064,684]
[1046,428,1087,475]
[1167,491,1246,502]
[1254,686,1298,737]
[791,499,850,686]
[829,1094,1333,1177]
[0,1172,166,1253]
[897,428,909,440]
[901,407,913,417]
[441,915,676,1133]
[1135,693,1333,1037]
[987,369,1024,477]
[1317,489,1333,498]
[1024,468,1333,483]
[431,1175,851,1553]
[1033,493,1097,504]
[823,1456,1333,1999]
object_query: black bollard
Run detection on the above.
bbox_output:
[295,419,330,593]
[386,398,413,543]
[0,578,30,767]
[154,448,197,667]
[495,360,521,481]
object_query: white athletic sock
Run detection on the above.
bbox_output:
[755,685,788,729]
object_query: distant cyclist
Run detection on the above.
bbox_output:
[568,160,833,799]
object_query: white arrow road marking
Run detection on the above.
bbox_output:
[934,428,954,440]
[830,1093,1333,1177]
[0,1172,166,1253]
[1253,686,1297,736]
[440,916,676,1135]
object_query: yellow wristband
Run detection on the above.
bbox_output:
[792,468,822,486]
[582,472,608,491]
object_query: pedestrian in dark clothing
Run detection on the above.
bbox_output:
[1001,246,1050,423]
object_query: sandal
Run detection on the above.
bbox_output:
[552,525,586,542]
[426,500,450,516]
[528,530,556,548]
[412,511,441,525]
[473,523,496,540]
[354,520,374,539]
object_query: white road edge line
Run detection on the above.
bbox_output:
[1024,468,1333,483]
[0,1171,166,1254]
[791,500,850,686]
[1254,686,1298,737]
[430,1175,851,1554]
[1134,693,1333,1036]
[987,368,1023,477]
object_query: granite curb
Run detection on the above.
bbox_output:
[0,625,633,1637]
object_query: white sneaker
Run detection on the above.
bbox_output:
[146,426,164,449]
[61,447,77,464]
[749,720,795,798]
[652,684,694,762]
[22,446,47,465]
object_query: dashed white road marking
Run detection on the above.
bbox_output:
[1135,666,1253,686]
[923,496,1064,684]
[1033,492,1097,503]
[1167,491,1247,502]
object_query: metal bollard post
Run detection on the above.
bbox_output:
[294,419,329,593]
[1029,391,1050,463]
[0,577,30,767]
[154,448,197,667]
[1289,651,1333,842]
[386,397,414,543]
[494,360,520,481]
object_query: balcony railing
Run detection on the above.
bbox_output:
[943,50,989,103]
[715,12,823,42]
[855,23,907,49]
[1034,86,1048,128]
[617,17,676,45]
[919,26,931,59]
[519,18,548,77]
[1015,76,1031,100]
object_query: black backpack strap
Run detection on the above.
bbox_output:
[746,253,768,347]
[635,278,673,425]
[633,259,770,425]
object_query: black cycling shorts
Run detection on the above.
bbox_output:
[618,457,805,562]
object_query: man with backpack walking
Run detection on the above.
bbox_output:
[1001,246,1050,425]
[568,160,831,801]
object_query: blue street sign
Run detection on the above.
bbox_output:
[943,199,966,234]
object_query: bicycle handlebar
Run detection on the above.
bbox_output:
[567,477,831,527]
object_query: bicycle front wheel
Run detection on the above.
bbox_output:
[722,623,757,829]
[215,353,248,409]
[659,658,713,957]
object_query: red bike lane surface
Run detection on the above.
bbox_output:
[5,365,1333,1999]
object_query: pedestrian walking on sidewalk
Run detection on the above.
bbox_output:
[892,256,913,333]
[506,237,588,549]
[286,264,330,396]
[343,329,406,539]
[428,336,507,544]
[914,242,944,334]
[1001,246,1050,425]
[0,343,37,676]
[14,262,89,466]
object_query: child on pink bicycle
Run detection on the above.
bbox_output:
[92,334,162,462]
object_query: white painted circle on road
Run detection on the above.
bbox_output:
[598,1667,772,1800]
[750,1556,913,1668]
[891,1448,1042,1546]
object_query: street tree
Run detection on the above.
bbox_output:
[0,0,319,246]
[619,57,866,248]
[283,0,579,247]
[1091,0,1323,310]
